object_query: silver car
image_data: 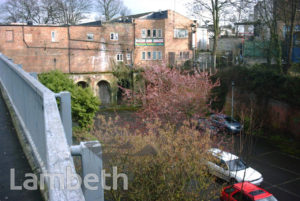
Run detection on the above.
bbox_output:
[206,148,263,185]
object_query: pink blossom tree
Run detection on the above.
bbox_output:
[124,65,217,124]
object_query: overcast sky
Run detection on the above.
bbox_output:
[123,0,191,17]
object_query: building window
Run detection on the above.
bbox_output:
[5,30,14,42]
[127,53,131,60]
[141,29,146,38]
[116,54,123,61]
[158,51,162,60]
[180,52,189,59]
[147,29,151,37]
[174,29,188,38]
[153,51,157,60]
[142,52,146,60]
[51,31,56,42]
[158,29,162,38]
[184,52,189,59]
[153,30,157,38]
[110,32,119,40]
[147,52,151,60]
[152,52,157,60]
[87,33,94,41]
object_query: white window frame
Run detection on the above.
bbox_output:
[116,53,123,62]
[153,51,157,60]
[142,52,146,60]
[174,29,188,38]
[110,32,119,41]
[141,29,146,38]
[158,51,162,60]
[158,29,162,38]
[87,33,94,41]
[147,52,152,60]
[51,31,56,42]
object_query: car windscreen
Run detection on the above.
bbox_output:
[225,116,238,123]
[227,159,247,171]
[256,196,278,201]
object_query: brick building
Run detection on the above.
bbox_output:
[0,10,196,104]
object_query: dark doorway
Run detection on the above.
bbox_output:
[97,81,111,105]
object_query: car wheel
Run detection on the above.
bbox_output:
[229,178,238,185]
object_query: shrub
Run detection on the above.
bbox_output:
[94,115,224,201]
[210,65,300,110]
[38,70,100,129]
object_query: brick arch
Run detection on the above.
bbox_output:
[96,80,112,105]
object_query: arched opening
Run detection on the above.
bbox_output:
[77,81,89,89]
[97,81,111,105]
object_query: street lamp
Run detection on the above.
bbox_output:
[231,81,235,118]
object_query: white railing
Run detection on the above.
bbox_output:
[0,53,85,201]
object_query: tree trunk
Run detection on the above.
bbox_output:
[286,0,297,73]
[212,35,217,74]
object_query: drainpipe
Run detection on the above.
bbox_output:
[68,25,71,73]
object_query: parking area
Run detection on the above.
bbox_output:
[250,150,300,200]
[237,137,300,201]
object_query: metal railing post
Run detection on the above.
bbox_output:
[55,92,72,146]
[71,141,104,201]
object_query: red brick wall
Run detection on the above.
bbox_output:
[0,24,134,73]
[0,11,194,72]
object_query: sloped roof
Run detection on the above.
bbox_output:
[109,10,169,23]
[79,21,102,26]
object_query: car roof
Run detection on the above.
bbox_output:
[234,182,273,200]
[209,148,239,161]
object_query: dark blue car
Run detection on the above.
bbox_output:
[210,114,243,134]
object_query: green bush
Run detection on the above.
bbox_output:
[210,65,300,110]
[290,63,300,74]
[38,70,100,129]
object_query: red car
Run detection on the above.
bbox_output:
[220,182,278,201]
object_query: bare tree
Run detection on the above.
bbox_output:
[54,0,92,25]
[0,0,92,25]
[120,6,131,17]
[254,0,287,66]
[95,0,130,21]
[40,0,61,24]
[1,0,43,24]
[279,0,299,72]
[189,0,231,73]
